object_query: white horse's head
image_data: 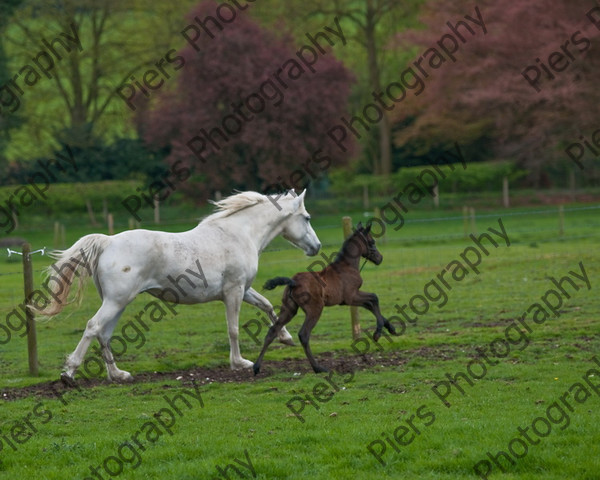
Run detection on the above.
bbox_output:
[278,190,321,256]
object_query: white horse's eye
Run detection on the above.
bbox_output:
[305,216,311,222]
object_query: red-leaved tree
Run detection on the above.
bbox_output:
[392,0,600,186]
[137,1,356,200]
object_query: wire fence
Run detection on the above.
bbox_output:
[1,204,598,292]
[262,204,600,253]
[1,204,597,372]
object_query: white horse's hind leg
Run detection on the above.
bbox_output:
[225,285,254,369]
[243,288,295,346]
[98,340,133,383]
[62,301,126,384]
[96,308,134,383]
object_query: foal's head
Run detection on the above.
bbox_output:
[349,222,382,265]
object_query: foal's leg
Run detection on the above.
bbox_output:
[298,302,326,373]
[253,293,299,375]
[243,287,295,346]
[224,284,253,369]
[350,291,397,340]
[62,300,126,385]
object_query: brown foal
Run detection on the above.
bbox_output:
[253,222,397,374]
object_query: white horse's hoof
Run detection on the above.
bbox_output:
[108,370,134,383]
[277,328,296,346]
[60,372,77,387]
[231,358,254,370]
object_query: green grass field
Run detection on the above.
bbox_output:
[0,201,599,479]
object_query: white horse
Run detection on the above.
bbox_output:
[34,190,321,384]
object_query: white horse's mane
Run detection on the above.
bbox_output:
[203,190,293,222]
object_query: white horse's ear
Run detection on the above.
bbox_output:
[292,190,305,211]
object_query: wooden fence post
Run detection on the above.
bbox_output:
[469,207,477,235]
[154,195,160,224]
[108,213,114,235]
[374,206,385,243]
[102,198,108,221]
[558,204,564,236]
[502,176,510,208]
[569,170,576,201]
[22,243,38,376]
[86,199,98,226]
[342,216,361,340]
[53,221,60,249]
[11,207,19,232]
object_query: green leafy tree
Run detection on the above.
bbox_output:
[2,0,194,164]
[0,0,24,172]
[139,1,356,201]
[392,0,600,186]
[255,0,424,175]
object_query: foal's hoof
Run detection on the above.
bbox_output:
[253,364,261,376]
[60,372,77,388]
[313,366,329,374]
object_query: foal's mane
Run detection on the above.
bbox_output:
[335,227,364,263]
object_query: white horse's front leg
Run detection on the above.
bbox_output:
[225,286,254,369]
[243,288,295,346]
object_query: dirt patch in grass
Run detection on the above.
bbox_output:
[461,317,517,328]
[0,346,459,402]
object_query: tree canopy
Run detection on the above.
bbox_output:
[137,1,356,200]
[1,0,598,194]
[391,0,600,185]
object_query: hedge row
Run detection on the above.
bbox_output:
[330,160,527,197]
[0,180,144,215]
[0,161,528,217]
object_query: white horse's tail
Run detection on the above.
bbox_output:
[31,234,111,317]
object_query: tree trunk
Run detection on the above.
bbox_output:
[365,0,392,175]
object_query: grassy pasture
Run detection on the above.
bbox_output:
[0,203,599,479]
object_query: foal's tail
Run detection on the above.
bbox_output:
[30,234,111,317]
[263,277,296,290]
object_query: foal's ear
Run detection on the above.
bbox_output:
[364,222,371,234]
[356,221,363,231]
